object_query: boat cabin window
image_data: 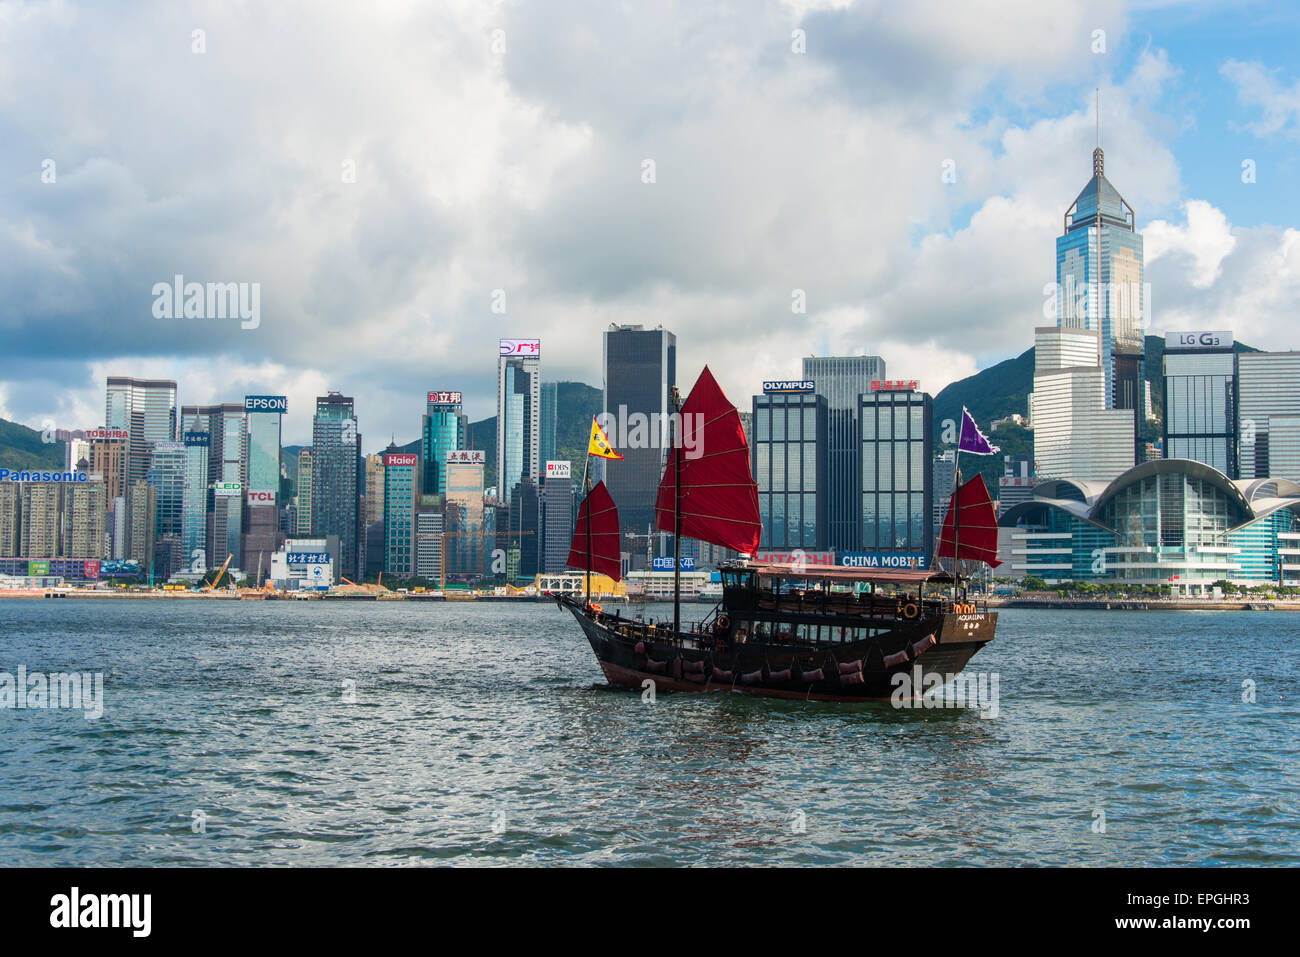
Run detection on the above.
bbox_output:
[722,570,756,591]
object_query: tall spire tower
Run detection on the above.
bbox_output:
[1055,94,1145,459]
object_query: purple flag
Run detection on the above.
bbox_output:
[958,407,999,455]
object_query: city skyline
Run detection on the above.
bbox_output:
[3,2,1300,450]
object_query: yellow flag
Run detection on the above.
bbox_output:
[587,416,623,460]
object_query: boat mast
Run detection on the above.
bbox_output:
[952,447,962,603]
[671,385,682,637]
[581,436,592,606]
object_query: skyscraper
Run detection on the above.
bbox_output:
[497,340,541,504]
[295,449,313,535]
[603,325,675,565]
[181,403,247,570]
[540,382,558,467]
[364,453,385,526]
[1029,327,1134,481]
[421,391,466,497]
[1162,331,1237,476]
[1056,146,1145,455]
[1238,351,1300,481]
[445,454,487,579]
[105,377,178,488]
[382,447,417,575]
[801,355,886,553]
[752,385,827,551]
[540,461,574,573]
[859,383,933,567]
[146,441,186,542]
[312,392,362,578]
[243,395,285,581]
[181,425,210,571]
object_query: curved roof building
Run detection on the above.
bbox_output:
[998,459,1300,587]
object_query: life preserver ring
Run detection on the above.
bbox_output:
[714,614,730,633]
[588,601,602,616]
[902,602,919,620]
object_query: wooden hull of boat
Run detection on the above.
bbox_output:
[561,598,995,703]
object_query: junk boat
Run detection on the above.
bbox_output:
[553,366,1001,702]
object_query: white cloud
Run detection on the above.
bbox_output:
[1146,200,1237,289]
[1222,59,1300,139]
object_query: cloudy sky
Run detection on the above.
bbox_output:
[2,0,1298,449]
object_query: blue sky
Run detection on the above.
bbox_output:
[1,0,1298,448]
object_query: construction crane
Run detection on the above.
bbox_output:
[204,554,234,591]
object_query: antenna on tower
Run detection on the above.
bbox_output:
[1096,87,1100,148]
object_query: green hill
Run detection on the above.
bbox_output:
[0,419,66,471]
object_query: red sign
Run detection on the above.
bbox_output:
[426,391,462,405]
[83,560,100,580]
[870,380,919,392]
[85,428,129,441]
[755,550,837,566]
[384,454,419,468]
[499,338,540,357]
[247,490,276,505]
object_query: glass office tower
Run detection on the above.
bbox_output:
[312,392,361,578]
[603,325,675,566]
[497,342,540,504]
[1163,336,1236,476]
[540,382,558,467]
[181,424,210,570]
[105,377,178,487]
[752,390,827,550]
[1057,147,1145,456]
[421,392,466,497]
[382,448,417,575]
[801,355,886,553]
[445,460,486,578]
[859,386,933,567]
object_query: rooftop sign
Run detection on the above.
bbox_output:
[762,380,816,394]
[1167,331,1233,351]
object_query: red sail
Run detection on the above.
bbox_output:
[566,480,623,581]
[937,473,1002,568]
[654,366,762,555]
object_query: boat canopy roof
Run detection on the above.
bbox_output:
[741,563,935,586]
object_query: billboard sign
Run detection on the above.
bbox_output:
[426,391,463,406]
[85,428,129,441]
[214,482,242,496]
[870,380,919,392]
[244,395,288,413]
[183,431,210,447]
[384,453,419,468]
[287,552,331,565]
[306,564,330,585]
[499,338,541,357]
[839,552,928,570]
[83,560,101,580]
[652,556,696,571]
[545,461,572,479]
[446,450,486,465]
[1167,330,1233,351]
[762,380,816,394]
[28,561,50,577]
[246,489,276,505]
[100,559,140,577]
[755,550,837,566]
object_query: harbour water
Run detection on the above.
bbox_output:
[0,599,1296,866]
